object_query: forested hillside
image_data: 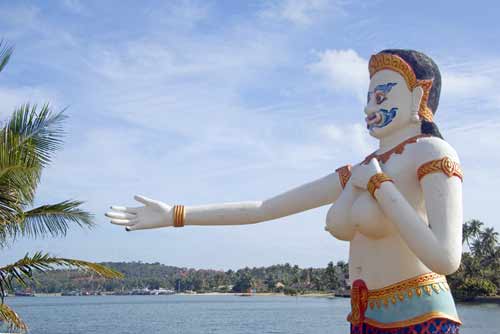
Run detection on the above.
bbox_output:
[24,261,349,294]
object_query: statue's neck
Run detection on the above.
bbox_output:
[377,124,421,153]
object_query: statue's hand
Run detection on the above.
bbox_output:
[351,158,382,190]
[105,195,172,231]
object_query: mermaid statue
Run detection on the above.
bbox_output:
[107,49,464,334]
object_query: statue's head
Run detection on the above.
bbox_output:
[365,49,442,139]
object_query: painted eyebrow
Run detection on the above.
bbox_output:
[373,82,397,93]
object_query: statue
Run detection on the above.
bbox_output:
[106,49,463,334]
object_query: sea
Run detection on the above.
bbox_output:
[4,295,499,334]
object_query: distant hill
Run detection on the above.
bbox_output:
[18,261,349,295]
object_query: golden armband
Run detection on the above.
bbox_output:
[335,164,352,189]
[367,173,393,199]
[172,205,185,228]
[417,157,463,182]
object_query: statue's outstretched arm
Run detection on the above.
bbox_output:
[106,170,345,231]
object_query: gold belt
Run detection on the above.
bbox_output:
[366,272,448,310]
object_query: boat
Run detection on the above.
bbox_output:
[14,289,35,297]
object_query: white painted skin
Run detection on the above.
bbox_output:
[106,69,463,289]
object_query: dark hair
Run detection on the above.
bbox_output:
[378,49,443,139]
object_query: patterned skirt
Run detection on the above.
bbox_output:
[350,318,460,334]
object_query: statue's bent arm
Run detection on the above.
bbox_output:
[106,170,345,230]
[371,142,463,275]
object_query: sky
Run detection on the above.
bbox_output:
[0,0,499,270]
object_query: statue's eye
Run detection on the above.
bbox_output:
[375,92,386,104]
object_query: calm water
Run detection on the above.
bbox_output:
[4,295,499,334]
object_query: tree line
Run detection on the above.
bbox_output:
[24,261,350,295]
[448,219,499,300]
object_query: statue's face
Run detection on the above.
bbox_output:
[364,69,415,138]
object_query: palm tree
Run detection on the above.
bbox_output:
[480,227,499,252]
[462,219,484,249]
[0,41,123,332]
[479,227,499,270]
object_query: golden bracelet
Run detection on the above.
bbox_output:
[172,205,185,228]
[367,173,393,199]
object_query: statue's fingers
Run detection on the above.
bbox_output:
[110,205,139,214]
[126,225,142,232]
[134,195,156,206]
[109,218,138,226]
[105,211,136,220]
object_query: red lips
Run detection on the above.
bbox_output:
[365,112,381,126]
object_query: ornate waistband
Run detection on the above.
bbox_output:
[348,273,460,328]
[367,272,448,310]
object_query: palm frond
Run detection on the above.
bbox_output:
[2,200,95,240]
[0,303,27,333]
[4,103,67,168]
[0,252,124,293]
[0,105,67,218]
[0,165,40,224]
[0,40,13,73]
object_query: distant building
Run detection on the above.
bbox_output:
[275,282,285,292]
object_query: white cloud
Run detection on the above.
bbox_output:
[440,59,500,110]
[61,0,86,15]
[0,86,63,119]
[442,72,494,97]
[260,0,341,25]
[308,49,369,103]
[150,0,212,28]
[321,122,375,157]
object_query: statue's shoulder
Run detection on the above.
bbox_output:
[412,136,460,164]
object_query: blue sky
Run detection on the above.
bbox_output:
[0,0,499,270]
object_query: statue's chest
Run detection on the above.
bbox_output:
[348,155,420,239]
[377,153,420,204]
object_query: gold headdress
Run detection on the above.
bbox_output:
[368,53,434,122]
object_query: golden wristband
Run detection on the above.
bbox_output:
[367,173,393,199]
[172,205,185,228]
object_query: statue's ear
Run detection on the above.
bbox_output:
[411,86,424,113]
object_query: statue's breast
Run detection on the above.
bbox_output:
[326,183,394,241]
[350,190,394,239]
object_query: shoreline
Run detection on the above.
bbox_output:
[14,292,336,298]
[11,293,500,303]
[456,296,500,304]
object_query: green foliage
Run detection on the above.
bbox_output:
[283,287,298,296]
[0,252,122,295]
[232,272,253,293]
[0,103,96,243]
[324,261,340,290]
[0,40,12,73]
[0,303,27,332]
[453,278,497,300]
[17,200,94,239]
[448,220,499,300]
